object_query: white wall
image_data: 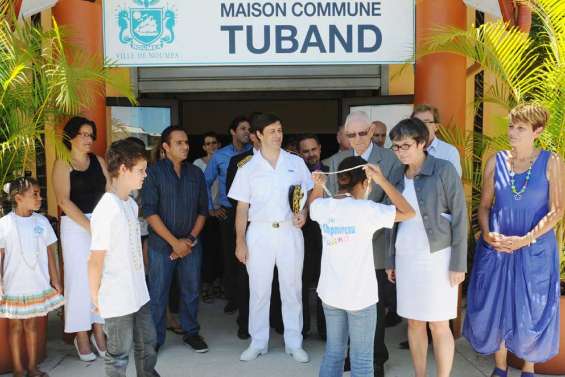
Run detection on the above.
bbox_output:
[350,104,414,147]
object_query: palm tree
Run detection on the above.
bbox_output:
[0,1,136,200]
[422,0,565,279]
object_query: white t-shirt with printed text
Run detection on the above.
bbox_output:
[90,193,149,319]
[310,197,396,311]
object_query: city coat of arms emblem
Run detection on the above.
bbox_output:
[117,0,175,50]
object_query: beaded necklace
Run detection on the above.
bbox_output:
[11,212,41,271]
[114,194,143,271]
[509,153,536,201]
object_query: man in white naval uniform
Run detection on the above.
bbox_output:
[228,113,313,363]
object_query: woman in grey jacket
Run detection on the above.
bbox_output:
[385,118,467,377]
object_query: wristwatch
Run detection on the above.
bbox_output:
[186,234,197,246]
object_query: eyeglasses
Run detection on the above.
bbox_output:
[204,141,218,146]
[390,142,416,151]
[77,132,94,139]
[345,129,370,139]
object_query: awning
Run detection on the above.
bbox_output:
[17,0,58,19]
[463,0,502,18]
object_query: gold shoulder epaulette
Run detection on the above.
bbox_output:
[237,155,252,168]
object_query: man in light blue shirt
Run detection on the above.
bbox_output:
[204,115,251,313]
[412,104,462,177]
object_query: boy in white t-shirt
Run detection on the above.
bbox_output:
[88,139,160,377]
[309,156,414,377]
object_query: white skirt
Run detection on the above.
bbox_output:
[396,246,457,321]
[61,215,104,333]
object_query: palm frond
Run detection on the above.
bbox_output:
[421,22,542,104]
[0,2,136,201]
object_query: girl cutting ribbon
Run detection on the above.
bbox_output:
[309,156,415,377]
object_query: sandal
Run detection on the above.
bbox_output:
[491,368,508,377]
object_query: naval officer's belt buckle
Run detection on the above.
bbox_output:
[272,222,280,228]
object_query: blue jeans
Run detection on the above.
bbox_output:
[148,243,202,346]
[103,302,160,377]
[320,302,377,377]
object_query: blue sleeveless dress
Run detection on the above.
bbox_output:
[463,150,560,363]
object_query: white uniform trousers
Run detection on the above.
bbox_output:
[246,221,304,350]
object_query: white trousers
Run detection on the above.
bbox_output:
[61,215,104,333]
[246,221,304,350]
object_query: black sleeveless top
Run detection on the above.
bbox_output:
[68,154,106,214]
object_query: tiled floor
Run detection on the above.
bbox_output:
[1,299,557,377]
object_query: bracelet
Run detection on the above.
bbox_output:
[527,232,537,246]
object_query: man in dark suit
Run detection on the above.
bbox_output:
[324,111,402,377]
[297,134,329,339]
[225,137,254,340]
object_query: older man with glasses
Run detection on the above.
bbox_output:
[324,111,402,377]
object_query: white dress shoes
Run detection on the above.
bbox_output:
[90,334,106,358]
[74,337,96,362]
[285,346,309,363]
[240,345,268,361]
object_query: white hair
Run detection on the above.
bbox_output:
[344,111,370,129]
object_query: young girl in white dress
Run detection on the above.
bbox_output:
[0,177,64,377]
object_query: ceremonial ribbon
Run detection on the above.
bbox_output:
[313,164,369,197]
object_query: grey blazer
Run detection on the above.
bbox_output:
[384,154,468,272]
[324,144,402,269]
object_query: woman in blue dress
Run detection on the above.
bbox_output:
[463,103,565,377]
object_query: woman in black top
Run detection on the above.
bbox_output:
[53,117,110,361]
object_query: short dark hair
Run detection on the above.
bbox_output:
[248,112,263,132]
[4,176,40,207]
[337,156,368,191]
[160,126,187,146]
[124,137,147,159]
[202,131,218,143]
[296,134,320,150]
[63,116,97,150]
[389,118,429,145]
[124,136,146,148]
[411,104,440,123]
[106,139,147,178]
[229,115,250,133]
[252,113,281,134]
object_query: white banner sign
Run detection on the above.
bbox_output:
[103,0,415,67]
